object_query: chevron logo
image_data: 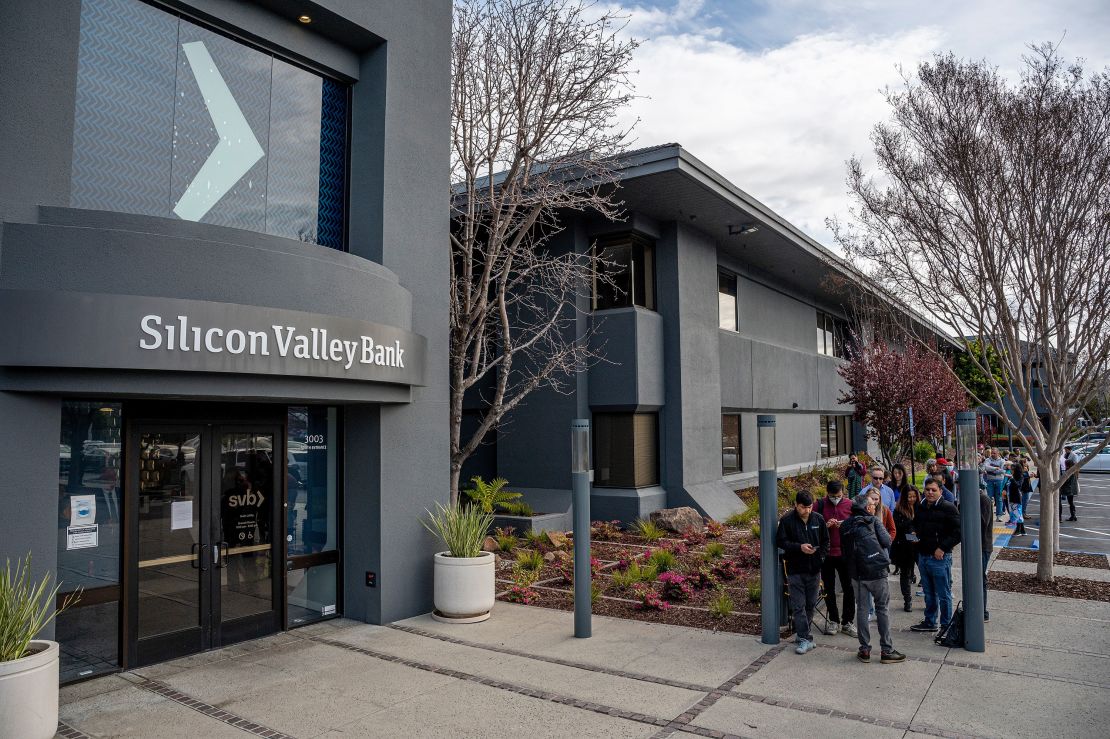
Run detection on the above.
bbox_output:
[172,41,264,222]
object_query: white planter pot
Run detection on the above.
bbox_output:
[0,640,59,739]
[432,550,495,623]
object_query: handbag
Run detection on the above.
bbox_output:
[935,601,966,648]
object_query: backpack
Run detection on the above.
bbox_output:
[935,601,965,648]
[844,516,890,580]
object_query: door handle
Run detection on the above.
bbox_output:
[191,542,209,571]
[216,541,229,568]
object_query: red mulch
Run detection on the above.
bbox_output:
[997,548,1109,570]
[987,571,1110,602]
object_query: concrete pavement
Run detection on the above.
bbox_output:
[58,567,1110,738]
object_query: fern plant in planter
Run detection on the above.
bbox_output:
[423,502,496,623]
[0,555,79,739]
[463,476,522,514]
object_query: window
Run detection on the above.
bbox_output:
[593,233,656,310]
[71,0,349,248]
[819,414,850,458]
[718,271,738,331]
[593,413,659,487]
[817,311,848,357]
[722,414,741,474]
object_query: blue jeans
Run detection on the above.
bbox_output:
[986,479,1005,516]
[981,550,990,613]
[918,552,953,627]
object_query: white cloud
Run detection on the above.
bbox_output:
[614,0,1110,248]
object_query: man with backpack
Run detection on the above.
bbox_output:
[776,490,830,655]
[842,494,906,664]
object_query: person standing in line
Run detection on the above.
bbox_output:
[980,485,995,622]
[1007,458,1026,530]
[1020,457,1035,530]
[910,479,961,633]
[1061,446,1080,522]
[887,464,911,575]
[816,480,856,637]
[861,465,897,514]
[842,494,906,664]
[845,454,866,499]
[776,490,830,655]
[891,487,921,612]
[983,448,1007,521]
[936,457,956,494]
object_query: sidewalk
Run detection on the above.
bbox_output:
[57,571,1110,738]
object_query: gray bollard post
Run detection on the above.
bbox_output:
[956,411,985,651]
[757,415,779,645]
[571,419,592,638]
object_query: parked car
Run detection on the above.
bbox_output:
[1080,446,1110,473]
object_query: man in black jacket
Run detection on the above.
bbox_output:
[911,479,961,632]
[776,490,829,655]
[980,488,994,622]
[842,495,905,664]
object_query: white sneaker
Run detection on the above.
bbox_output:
[824,622,840,636]
[795,639,817,655]
[843,623,858,637]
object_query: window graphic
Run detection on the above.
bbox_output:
[71,0,348,249]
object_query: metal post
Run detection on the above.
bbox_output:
[757,415,779,645]
[571,419,592,638]
[956,411,985,652]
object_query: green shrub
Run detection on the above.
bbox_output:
[631,518,665,542]
[463,476,522,513]
[1,555,79,661]
[591,580,602,605]
[515,549,544,572]
[493,526,518,553]
[704,541,726,560]
[913,440,936,463]
[511,563,540,587]
[499,501,535,517]
[750,523,760,539]
[522,529,547,549]
[746,578,761,603]
[646,548,676,572]
[422,501,494,558]
[610,561,658,589]
[709,589,734,619]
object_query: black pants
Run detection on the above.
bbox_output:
[821,555,854,626]
[1060,494,1077,519]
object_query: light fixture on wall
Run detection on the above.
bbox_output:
[727,223,760,236]
[298,14,312,24]
[792,402,798,409]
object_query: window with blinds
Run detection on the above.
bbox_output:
[593,412,659,488]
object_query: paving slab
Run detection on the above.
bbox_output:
[952,640,1110,686]
[692,693,905,739]
[59,683,242,738]
[319,676,651,739]
[329,623,707,719]
[984,588,1110,622]
[914,663,1110,739]
[58,673,133,704]
[736,645,941,725]
[976,602,1110,653]
[397,603,770,687]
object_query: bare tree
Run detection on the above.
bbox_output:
[449,0,638,503]
[833,44,1110,581]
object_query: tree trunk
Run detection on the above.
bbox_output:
[1036,464,1057,581]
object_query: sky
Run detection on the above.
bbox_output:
[612,0,1110,248]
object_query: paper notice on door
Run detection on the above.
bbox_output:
[70,494,96,524]
[67,524,98,550]
[171,500,193,530]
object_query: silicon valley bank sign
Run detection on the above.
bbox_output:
[0,290,425,386]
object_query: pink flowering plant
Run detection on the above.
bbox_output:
[657,571,694,602]
[632,583,670,611]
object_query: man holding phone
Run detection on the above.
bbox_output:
[776,490,830,655]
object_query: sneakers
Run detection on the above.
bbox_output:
[995,515,1002,522]
[1066,516,1077,522]
[842,622,858,637]
[795,639,817,655]
[824,622,840,636]
[903,601,913,612]
[881,650,906,664]
[910,621,938,632]
[857,647,871,663]
[984,611,990,622]
[915,589,924,597]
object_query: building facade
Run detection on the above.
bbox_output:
[0,0,449,682]
[463,145,870,522]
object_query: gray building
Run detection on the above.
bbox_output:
[463,144,874,523]
[0,0,449,681]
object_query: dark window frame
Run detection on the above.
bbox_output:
[819,414,850,458]
[722,413,741,474]
[592,411,659,488]
[592,232,656,311]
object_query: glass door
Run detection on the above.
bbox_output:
[130,427,208,666]
[214,429,281,644]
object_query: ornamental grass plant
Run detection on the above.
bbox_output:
[1,555,78,662]
[422,501,494,558]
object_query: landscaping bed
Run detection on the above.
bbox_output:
[987,571,1110,602]
[997,548,1110,570]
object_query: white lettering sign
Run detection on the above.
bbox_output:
[138,315,406,370]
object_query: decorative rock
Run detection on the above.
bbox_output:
[481,535,500,553]
[544,530,570,549]
[542,551,556,562]
[649,507,704,534]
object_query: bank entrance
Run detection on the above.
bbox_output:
[128,421,282,666]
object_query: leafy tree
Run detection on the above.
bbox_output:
[449,0,638,503]
[835,45,1110,580]
[839,340,968,468]
[953,340,1006,405]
